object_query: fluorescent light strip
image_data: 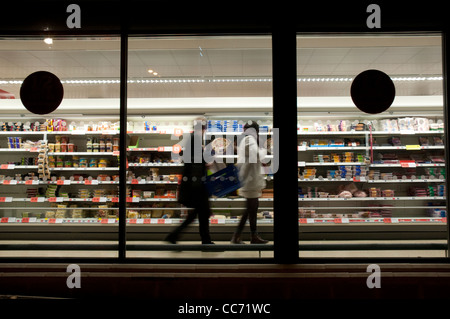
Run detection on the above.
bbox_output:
[0,76,443,85]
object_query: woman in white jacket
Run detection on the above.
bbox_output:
[231,121,268,244]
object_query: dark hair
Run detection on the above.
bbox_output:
[244,120,259,133]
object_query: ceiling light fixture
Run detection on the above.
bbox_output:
[44,38,53,45]
[0,76,442,86]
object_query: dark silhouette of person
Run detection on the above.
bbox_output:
[165,119,213,245]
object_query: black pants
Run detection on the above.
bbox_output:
[168,195,212,244]
[235,197,259,235]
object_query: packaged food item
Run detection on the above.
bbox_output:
[418,136,429,146]
[78,189,90,198]
[113,138,119,151]
[140,211,152,218]
[414,118,430,131]
[98,159,108,168]
[71,209,84,218]
[45,211,55,218]
[89,159,98,167]
[127,210,139,219]
[79,158,88,167]
[86,137,93,152]
[143,191,155,198]
[72,156,79,167]
[97,205,109,218]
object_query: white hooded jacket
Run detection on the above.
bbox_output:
[236,134,266,198]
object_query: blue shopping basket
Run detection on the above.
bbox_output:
[205,165,241,197]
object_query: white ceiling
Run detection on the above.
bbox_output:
[0,35,443,100]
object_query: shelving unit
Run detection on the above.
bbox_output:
[0,114,447,242]
[297,116,447,241]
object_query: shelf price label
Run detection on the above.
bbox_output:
[1,217,8,223]
[126,197,140,203]
[334,218,349,224]
[406,145,421,150]
[384,218,399,223]
[0,197,13,202]
[84,180,99,185]
[172,144,182,154]
[100,218,116,224]
[25,180,39,185]
[30,197,45,203]
[400,160,416,168]
[111,197,119,203]
[173,128,183,137]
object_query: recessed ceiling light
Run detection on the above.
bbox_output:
[147,69,154,73]
[152,72,158,76]
[44,38,53,45]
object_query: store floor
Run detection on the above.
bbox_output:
[0,239,446,258]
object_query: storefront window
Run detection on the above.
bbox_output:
[0,36,121,258]
[126,36,273,259]
[297,34,447,258]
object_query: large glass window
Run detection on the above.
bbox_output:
[297,34,446,258]
[126,36,274,259]
[0,37,121,258]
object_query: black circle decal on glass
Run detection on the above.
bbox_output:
[20,71,64,115]
[350,69,395,114]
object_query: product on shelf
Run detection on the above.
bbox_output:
[1,121,40,132]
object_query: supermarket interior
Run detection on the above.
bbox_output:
[0,34,447,261]
[0,1,450,304]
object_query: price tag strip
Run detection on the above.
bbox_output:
[0,216,446,225]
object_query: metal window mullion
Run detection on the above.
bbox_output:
[118,33,128,261]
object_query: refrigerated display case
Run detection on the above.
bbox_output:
[296,34,447,248]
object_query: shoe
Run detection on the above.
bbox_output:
[251,234,268,244]
[230,233,245,244]
[165,233,177,244]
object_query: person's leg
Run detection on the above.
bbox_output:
[197,196,213,244]
[231,208,249,244]
[165,210,196,243]
[247,197,258,234]
[247,197,268,244]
